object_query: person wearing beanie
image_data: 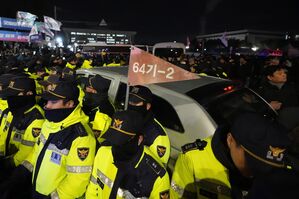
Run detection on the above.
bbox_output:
[171,112,299,199]
[86,110,170,198]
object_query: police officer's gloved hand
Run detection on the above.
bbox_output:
[0,165,33,199]
[32,190,51,199]
[0,157,15,172]
[0,157,15,184]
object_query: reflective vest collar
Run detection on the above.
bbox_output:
[44,105,89,130]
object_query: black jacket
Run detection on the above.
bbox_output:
[258,81,299,108]
[248,168,299,199]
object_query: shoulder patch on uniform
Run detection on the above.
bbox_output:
[77,147,89,161]
[181,139,207,154]
[157,145,166,158]
[160,190,170,199]
[93,129,102,138]
[32,128,41,138]
[72,122,88,137]
[144,154,166,178]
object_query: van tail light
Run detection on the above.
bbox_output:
[224,85,233,91]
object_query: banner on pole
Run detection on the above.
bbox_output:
[128,46,199,86]
[16,11,37,27]
[44,16,62,31]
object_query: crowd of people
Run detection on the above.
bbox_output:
[0,42,298,198]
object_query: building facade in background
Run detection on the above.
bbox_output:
[0,17,136,47]
[195,29,298,56]
[63,27,135,45]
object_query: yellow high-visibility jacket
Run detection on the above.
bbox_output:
[143,118,170,165]
[105,62,121,67]
[78,85,85,106]
[0,99,8,117]
[86,146,170,199]
[22,105,96,199]
[91,110,112,143]
[0,104,44,166]
[66,62,76,70]
[0,99,10,157]
[171,137,231,199]
[81,60,93,69]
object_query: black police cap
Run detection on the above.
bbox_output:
[1,76,36,97]
[129,85,152,103]
[42,80,79,101]
[231,112,290,168]
[102,110,143,146]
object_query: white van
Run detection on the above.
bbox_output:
[152,42,186,58]
[77,66,277,170]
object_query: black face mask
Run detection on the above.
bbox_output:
[44,107,75,123]
[112,136,141,162]
[82,93,107,112]
[7,95,36,115]
[127,103,148,117]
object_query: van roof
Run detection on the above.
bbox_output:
[153,42,186,49]
[80,66,228,94]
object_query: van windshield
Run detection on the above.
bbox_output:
[186,83,277,126]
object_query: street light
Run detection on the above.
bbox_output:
[56,37,63,47]
[251,46,259,52]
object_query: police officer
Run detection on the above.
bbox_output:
[38,74,62,91]
[170,112,299,199]
[82,74,114,120]
[62,67,76,82]
[81,56,93,69]
[81,74,115,142]
[0,74,15,121]
[0,76,44,177]
[61,67,85,106]
[0,74,16,157]
[18,80,96,198]
[65,55,78,70]
[127,85,170,165]
[86,110,170,198]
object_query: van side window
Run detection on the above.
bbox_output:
[115,82,184,133]
[151,95,185,133]
[115,82,127,110]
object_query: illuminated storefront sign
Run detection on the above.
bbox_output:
[0,30,29,42]
[69,31,131,44]
[0,17,32,30]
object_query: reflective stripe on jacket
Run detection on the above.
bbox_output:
[23,105,96,199]
[86,146,170,199]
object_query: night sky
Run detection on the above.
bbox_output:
[1,0,299,44]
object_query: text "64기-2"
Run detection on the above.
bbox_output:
[132,62,174,79]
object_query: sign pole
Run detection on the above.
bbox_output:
[124,83,130,110]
